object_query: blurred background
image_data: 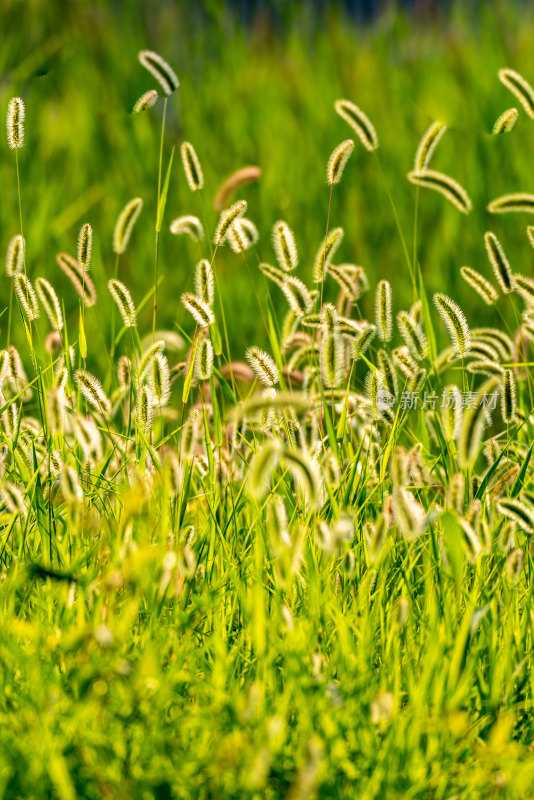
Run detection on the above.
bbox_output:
[1,0,534,366]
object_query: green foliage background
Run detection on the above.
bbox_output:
[2,0,534,361]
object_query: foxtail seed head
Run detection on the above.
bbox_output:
[13,274,39,322]
[227,218,259,252]
[74,415,102,463]
[407,169,472,214]
[138,50,179,95]
[181,293,214,328]
[414,121,447,171]
[497,497,534,533]
[47,386,66,436]
[458,377,499,467]
[498,68,534,119]
[467,359,503,377]
[108,279,136,327]
[467,340,501,361]
[459,519,482,562]
[327,139,354,185]
[320,332,343,389]
[195,259,214,306]
[7,346,26,389]
[213,166,261,211]
[247,440,280,500]
[180,409,202,461]
[492,107,518,134]
[138,341,165,383]
[513,274,534,304]
[334,99,379,151]
[352,324,376,360]
[433,293,470,356]
[246,346,279,387]
[392,346,416,378]
[501,368,516,424]
[169,215,205,241]
[36,277,63,331]
[133,89,159,113]
[407,445,428,486]
[448,472,465,514]
[136,384,154,434]
[488,193,534,214]
[484,231,513,293]
[75,369,112,417]
[1,397,18,441]
[267,495,289,551]
[55,366,68,392]
[62,465,83,505]
[460,266,498,305]
[117,356,131,388]
[377,348,397,399]
[507,548,524,584]
[164,451,182,497]
[313,227,344,283]
[56,252,97,307]
[7,97,24,149]
[329,264,364,301]
[195,338,214,382]
[260,261,288,290]
[148,352,171,406]
[272,220,298,271]
[0,351,10,387]
[392,488,426,540]
[14,445,32,480]
[280,448,320,509]
[281,276,313,317]
[6,235,24,277]
[77,223,93,270]
[320,303,338,334]
[180,141,204,192]
[214,200,247,246]
[498,519,515,552]
[366,516,387,562]
[376,280,393,342]
[2,481,26,516]
[472,328,513,359]
[396,311,427,359]
[391,446,408,489]
[365,369,384,419]
[259,387,277,430]
[113,198,143,255]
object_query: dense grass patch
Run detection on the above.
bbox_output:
[2,3,534,798]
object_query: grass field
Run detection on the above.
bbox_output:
[2,1,534,797]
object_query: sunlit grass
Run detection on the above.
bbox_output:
[2,4,534,798]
